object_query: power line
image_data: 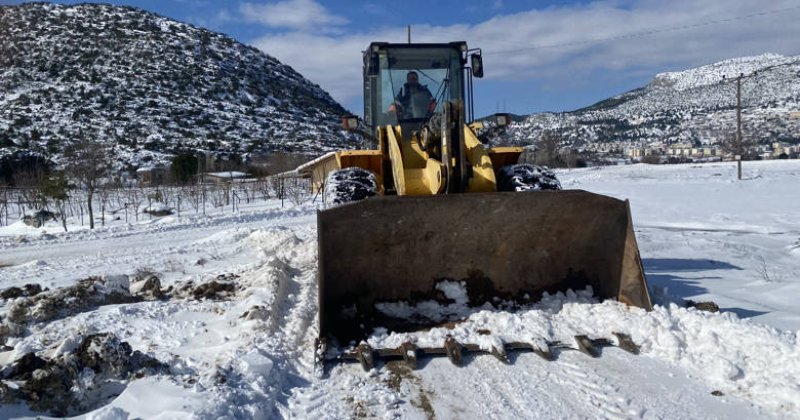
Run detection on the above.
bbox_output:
[476,5,800,56]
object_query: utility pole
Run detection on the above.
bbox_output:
[724,73,745,180]
[407,25,411,44]
[736,73,743,180]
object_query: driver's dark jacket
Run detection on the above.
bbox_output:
[394,83,434,118]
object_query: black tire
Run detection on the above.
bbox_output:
[326,167,379,204]
[497,164,562,192]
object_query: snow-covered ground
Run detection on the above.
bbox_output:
[1,160,799,419]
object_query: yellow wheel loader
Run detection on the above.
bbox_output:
[303,42,652,371]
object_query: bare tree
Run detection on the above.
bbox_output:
[718,130,757,160]
[98,187,113,227]
[532,130,562,167]
[257,179,272,201]
[284,176,310,205]
[63,139,112,229]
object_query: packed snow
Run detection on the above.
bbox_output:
[1,160,800,419]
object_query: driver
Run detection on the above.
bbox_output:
[390,71,435,119]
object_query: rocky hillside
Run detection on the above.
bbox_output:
[502,54,800,150]
[0,3,358,170]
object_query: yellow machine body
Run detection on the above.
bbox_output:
[300,41,652,354]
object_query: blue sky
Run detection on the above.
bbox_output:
[4,0,800,117]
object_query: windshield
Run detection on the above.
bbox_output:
[373,47,463,126]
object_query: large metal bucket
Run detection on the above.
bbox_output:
[318,190,651,345]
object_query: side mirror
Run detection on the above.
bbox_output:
[342,115,360,130]
[471,54,484,78]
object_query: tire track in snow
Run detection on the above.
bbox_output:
[411,355,553,419]
[554,359,643,419]
[276,229,407,420]
[403,345,770,419]
[230,226,350,419]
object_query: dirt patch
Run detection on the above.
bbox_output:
[0,283,44,300]
[415,390,436,420]
[1,333,166,417]
[4,276,137,324]
[0,263,12,269]
[384,362,408,391]
[192,280,236,300]
[0,276,140,344]
[167,274,240,301]
[22,210,58,228]
[349,397,369,418]
[384,361,436,420]
[686,300,720,313]
[142,208,173,217]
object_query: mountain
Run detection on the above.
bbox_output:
[501,54,800,151]
[0,2,358,171]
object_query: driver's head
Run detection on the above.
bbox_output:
[406,71,419,86]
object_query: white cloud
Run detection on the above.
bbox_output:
[240,0,347,31]
[248,0,800,109]
[250,29,403,107]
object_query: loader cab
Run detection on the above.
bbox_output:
[362,42,478,133]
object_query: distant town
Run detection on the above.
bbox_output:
[617,141,800,162]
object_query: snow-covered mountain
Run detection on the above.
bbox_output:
[503,54,800,150]
[0,3,358,169]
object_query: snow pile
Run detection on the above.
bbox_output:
[96,274,130,297]
[375,280,476,322]
[370,287,598,350]
[569,301,800,416]
[369,287,800,417]
[0,333,166,417]
[238,349,274,381]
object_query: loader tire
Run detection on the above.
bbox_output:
[326,168,378,204]
[497,164,561,191]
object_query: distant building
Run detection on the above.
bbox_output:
[136,164,169,186]
[625,147,646,158]
[200,171,248,184]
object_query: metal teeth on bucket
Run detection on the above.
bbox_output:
[324,332,641,372]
